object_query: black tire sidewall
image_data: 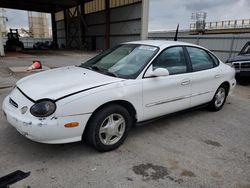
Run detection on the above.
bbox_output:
[87,104,132,152]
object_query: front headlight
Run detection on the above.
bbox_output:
[30,100,56,117]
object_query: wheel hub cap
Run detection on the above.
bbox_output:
[99,113,126,146]
[215,88,226,108]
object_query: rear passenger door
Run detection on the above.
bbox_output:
[185,46,222,107]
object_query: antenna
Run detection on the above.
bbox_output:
[174,24,179,41]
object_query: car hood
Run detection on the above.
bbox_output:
[227,53,250,62]
[16,66,124,101]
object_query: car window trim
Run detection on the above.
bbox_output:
[142,45,191,79]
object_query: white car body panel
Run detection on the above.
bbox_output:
[142,73,191,120]
[2,40,236,144]
[16,66,124,101]
[189,66,222,107]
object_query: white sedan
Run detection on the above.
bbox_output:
[2,40,236,151]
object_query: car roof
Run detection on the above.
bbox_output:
[124,40,201,49]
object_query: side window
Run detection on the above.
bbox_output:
[186,47,215,71]
[152,47,187,75]
[209,53,220,66]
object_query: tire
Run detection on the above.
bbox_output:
[86,104,132,152]
[209,85,228,111]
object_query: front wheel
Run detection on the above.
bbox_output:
[209,85,227,111]
[86,104,132,152]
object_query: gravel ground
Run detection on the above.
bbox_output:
[0,51,249,188]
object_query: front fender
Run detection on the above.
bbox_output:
[55,80,144,121]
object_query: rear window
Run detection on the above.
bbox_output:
[187,47,215,72]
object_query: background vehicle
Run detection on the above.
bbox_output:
[5,29,24,51]
[226,41,250,80]
[33,41,58,50]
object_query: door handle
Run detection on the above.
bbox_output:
[215,74,221,78]
[181,79,190,85]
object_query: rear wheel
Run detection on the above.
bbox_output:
[209,85,227,111]
[86,104,132,152]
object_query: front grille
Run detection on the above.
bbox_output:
[9,98,18,108]
[233,63,240,69]
[241,63,250,68]
[233,62,250,71]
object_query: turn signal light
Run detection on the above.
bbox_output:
[64,122,79,128]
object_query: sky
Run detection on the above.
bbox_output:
[1,0,250,31]
[149,0,250,31]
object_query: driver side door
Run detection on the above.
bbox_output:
[142,46,191,121]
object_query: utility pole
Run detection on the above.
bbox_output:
[0,22,5,56]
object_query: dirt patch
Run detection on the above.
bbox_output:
[236,183,250,188]
[132,163,183,183]
[210,171,222,178]
[168,159,179,170]
[202,139,222,147]
[133,163,169,181]
[181,170,195,177]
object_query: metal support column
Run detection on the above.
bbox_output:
[105,0,110,49]
[51,12,58,48]
[63,8,68,47]
[80,4,86,49]
[141,0,149,40]
[0,23,5,56]
[64,6,87,49]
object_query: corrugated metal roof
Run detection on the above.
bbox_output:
[0,0,93,13]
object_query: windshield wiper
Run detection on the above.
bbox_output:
[105,71,119,78]
[91,65,102,72]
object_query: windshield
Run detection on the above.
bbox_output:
[239,42,250,55]
[80,44,158,79]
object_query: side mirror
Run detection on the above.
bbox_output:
[145,65,170,77]
[151,68,170,77]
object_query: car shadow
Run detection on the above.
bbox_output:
[236,77,250,86]
[130,107,207,136]
[0,106,212,169]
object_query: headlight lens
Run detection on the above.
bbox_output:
[30,100,56,117]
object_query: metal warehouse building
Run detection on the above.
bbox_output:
[0,0,149,50]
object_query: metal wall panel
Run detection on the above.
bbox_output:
[55,20,66,47]
[87,25,106,36]
[149,32,250,62]
[110,35,140,47]
[85,11,106,25]
[85,1,142,50]
[54,0,144,50]
[110,3,141,22]
[56,20,65,30]
[110,20,141,35]
[55,11,64,21]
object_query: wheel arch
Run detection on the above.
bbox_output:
[220,81,230,95]
[82,100,137,139]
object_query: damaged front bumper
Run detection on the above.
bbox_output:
[2,89,91,144]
